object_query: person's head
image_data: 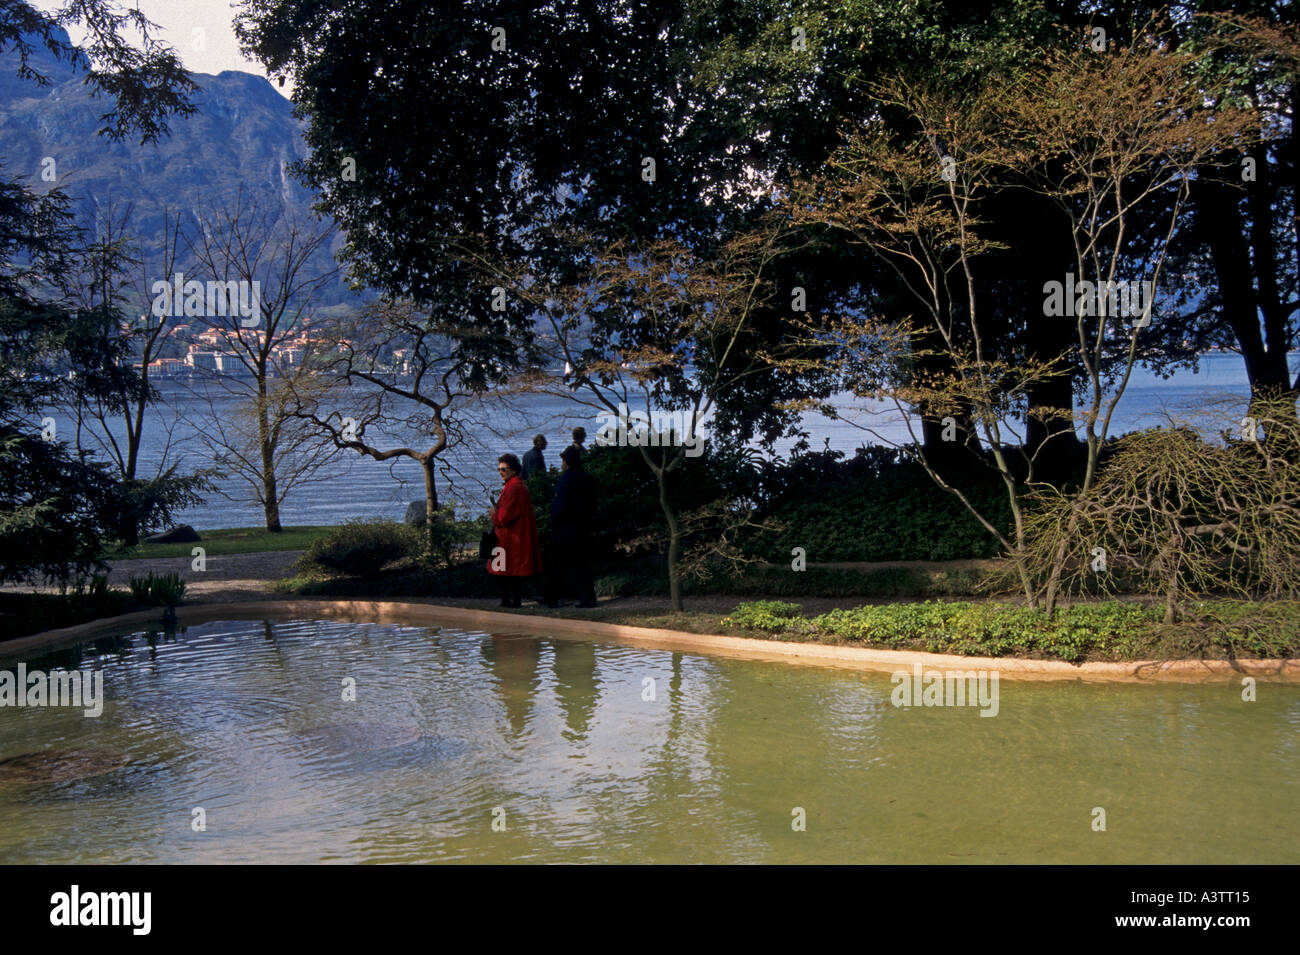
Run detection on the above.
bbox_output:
[571,426,586,447]
[497,453,521,483]
[532,434,547,450]
[560,446,582,471]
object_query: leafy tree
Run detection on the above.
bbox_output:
[1,0,195,576]
[787,28,1264,606]
[234,0,830,448]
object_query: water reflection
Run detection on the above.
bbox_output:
[0,618,1295,864]
[480,634,543,738]
[550,639,599,744]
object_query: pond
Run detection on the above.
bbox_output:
[0,618,1295,863]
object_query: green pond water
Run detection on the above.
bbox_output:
[0,618,1295,864]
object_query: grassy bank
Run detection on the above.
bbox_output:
[110,526,335,560]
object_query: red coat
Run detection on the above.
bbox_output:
[488,475,541,577]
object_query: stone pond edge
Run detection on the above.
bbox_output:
[4,598,1298,683]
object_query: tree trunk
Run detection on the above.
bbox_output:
[126,377,146,482]
[257,389,282,532]
[421,454,439,559]
[1025,361,1082,487]
[1195,172,1296,405]
[654,464,683,612]
[1163,587,1178,625]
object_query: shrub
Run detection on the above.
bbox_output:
[722,598,1165,662]
[721,600,807,633]
[127,571,186,606]
[296,520,420,577]
[740,446,1014,562]
[411,506,479,567]
[0,582,133,640]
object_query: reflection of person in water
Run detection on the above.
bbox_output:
[551,638,600,744]
[480,634,544,737]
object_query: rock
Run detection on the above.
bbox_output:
[143,524,201,543]
[404,501,427,526]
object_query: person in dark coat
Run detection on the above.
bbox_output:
[521,434,547,479]
[568,426,586,456]
[488,453,542,607]
[547,446,598,608]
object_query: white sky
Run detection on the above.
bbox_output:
[33,0,291,97]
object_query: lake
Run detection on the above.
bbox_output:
[40,351,1296,528]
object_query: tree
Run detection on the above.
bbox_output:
[464,219,797,611]
[787,29,1263,607]
[2,0,196,145]
[1178,11,1300,412]
[183,188,342,531]
[289,298,495,561]
[52,201,210,543]
[1,0,195,579]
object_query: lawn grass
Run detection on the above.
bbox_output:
[109,526,336,560]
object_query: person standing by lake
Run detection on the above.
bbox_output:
[547,446,598,608]
[488,453,541,608]
[521,435,547,479]
[568,426,586,456]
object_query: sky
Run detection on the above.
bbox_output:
[34,0,291,97]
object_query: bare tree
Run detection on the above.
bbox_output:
[289,298,492,560]
[62,201,187,480]
[55,200,209,542]
[183,187,341,531]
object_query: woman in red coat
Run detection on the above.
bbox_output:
[488,453,542,607]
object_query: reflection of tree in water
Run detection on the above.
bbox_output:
[643,651,692,791]
[480,634,543,738]
[582,651,727,860]
[549,638,599,744]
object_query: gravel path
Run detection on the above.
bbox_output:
[0,550,307,603]
[104,550,304,602]
[2,551,1002,613]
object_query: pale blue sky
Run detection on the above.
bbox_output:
[33,0,291,96]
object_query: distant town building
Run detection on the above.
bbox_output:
[186,351,220,372]
[147,358,185,378]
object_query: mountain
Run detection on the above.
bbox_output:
[0,27,362,312]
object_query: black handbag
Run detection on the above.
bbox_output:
[478,530,498,561]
